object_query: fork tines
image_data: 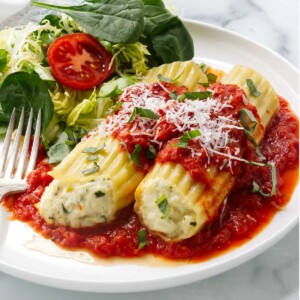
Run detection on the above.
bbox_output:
[0,108,41,180]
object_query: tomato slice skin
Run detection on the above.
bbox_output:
[47,33,113,90]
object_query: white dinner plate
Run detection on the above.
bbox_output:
[0,7,299,293]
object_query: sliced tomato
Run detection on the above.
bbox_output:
[47,33,113,90]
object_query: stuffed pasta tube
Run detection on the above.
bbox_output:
[134,66,279,241]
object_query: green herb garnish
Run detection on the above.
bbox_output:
[82,162,100,176]
[207,73,217,83]
[131,144,143,167]
[138,229,147,249]
[106,101,123,115]
[146,145,156,159]
[128,107,158,123]
[83,144,105,154]
[62,204,70,214]
[173,129,201,148]
[95,191,105,198]
[246,79,261,97]
[190,222,197,226]
[157,71,183,84]
[251,162,277,197]
[184,91,212,100]
[86,155,99,161]
[155,194,169,219]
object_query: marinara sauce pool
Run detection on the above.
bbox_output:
[2,96,299,261]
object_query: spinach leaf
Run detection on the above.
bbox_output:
[47,131,72,164]
[32,0,145,44]
[0,72,54,134]
[141,0,194,66]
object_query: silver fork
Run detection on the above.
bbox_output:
[0,108,41,200]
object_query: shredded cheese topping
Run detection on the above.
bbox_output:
[95,83,244,168]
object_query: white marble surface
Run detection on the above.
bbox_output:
[0,0,299,299]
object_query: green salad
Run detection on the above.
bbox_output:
[0,0,194,163]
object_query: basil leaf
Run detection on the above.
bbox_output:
[131,144,142,167]
[83,144,105,154]
[95,191,105,198]
[169,91,185,102]
[32,0,144,44]
[0,49,8,72]
[86,155,99,161]
[199,63,209,72]
[138,229,147,249]
[128,107,158,123]
[155,194,169,219]
[184,91,212,100]
[251,163,277,197]
[82,162,100,176]
[0,72,53,134]
[240,108,257,133]
[157,71,183,84]
[174,129,201,148]
[207,73,217,83]
[246,79,261,97]
[198,82,210,87]
[146,145,156,159]
[48,132,72,164]
[106,101,123,115]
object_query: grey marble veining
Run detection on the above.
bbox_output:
[0,0,299,299]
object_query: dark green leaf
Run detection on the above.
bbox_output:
[138,228,147,249]
[32,0,144,43]
[82,162,100,176]
[0,72,53,133]
[106,101,123,115]
[131,144,143,167]
[146,145,156,159]
[173,129,201,148]
[190,222,197,226]
[246,79,261,97]
[155,194,169,219]
[95,191,105,197]
[128,107,158,123]
[199,63,208,72]
[141,0,194,66]
[0,49,8,72]
[184,91,212,100]
[47,132,72,164]
[40,14,63,28]
[198,82,210,87]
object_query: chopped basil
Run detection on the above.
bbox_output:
[198,82,210,87]
[240,108,257,133]
[207,73,217,83]
[86,155,99,161]
[246,79,261,97]
[146,145,156,159]
[169,91,185,102]
[83,144,105,154]
[131,144,142,167]
[106,101,123,115]
[155,194,169,219]
[199,63,208,72]
[190,222,197,226]
[138,229,147,250]
[62,204,70,214]
[240,109,265,159]
[184,91,212,100]
[95,191,105,198]
[128,107,158,123]
[173,129,201,148]
[120,141,131,161]
[82,162,100,176]
[157,71,183,84]
[251,163,277,197]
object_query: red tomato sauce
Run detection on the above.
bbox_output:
[2,97,299,261]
